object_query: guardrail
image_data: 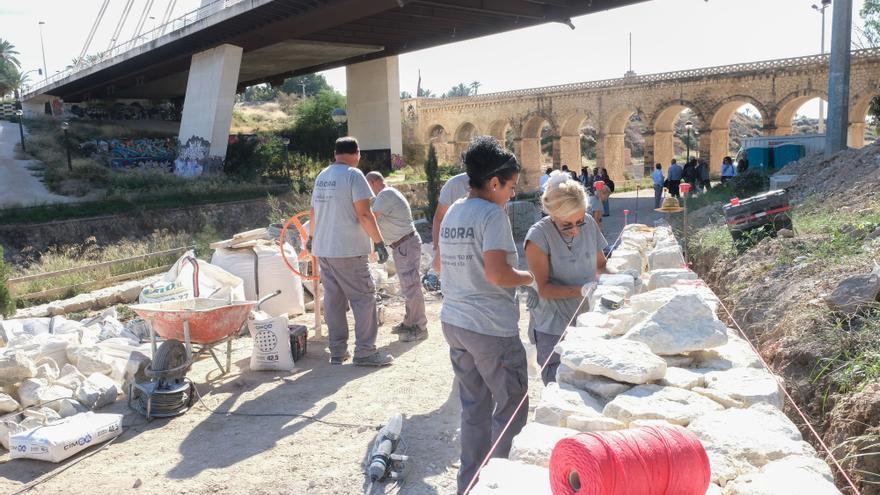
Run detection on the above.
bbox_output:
[415,47,880,106]
[22,0,247,97]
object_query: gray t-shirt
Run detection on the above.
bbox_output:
[439,198,519,337]
[439,173,470,206]
[372,186,415,245]
[310,163,374,258]
[525,215,607,335]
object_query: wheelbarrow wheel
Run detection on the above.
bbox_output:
[147,339,190,380]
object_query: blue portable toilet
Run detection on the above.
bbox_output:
[746,147,771,173]
[771,144,806,170]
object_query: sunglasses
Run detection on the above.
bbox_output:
[558,219,587,232]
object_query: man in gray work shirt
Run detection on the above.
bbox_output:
[431,172,470,273]
[309,137,393,367]
[366,171,428,343]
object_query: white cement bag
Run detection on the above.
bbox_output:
[248,312,294,371]
[9,412,122,463]
[211,243,305,317]
[140,250,245,303]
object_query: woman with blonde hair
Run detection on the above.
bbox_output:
[523,171,607,384]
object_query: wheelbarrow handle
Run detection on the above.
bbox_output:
[256,289,282,311]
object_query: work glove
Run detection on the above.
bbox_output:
[374,241,389,264]
[521,285,539,310]
[305,237,312,253]
[581,282,598,299]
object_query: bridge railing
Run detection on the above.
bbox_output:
[417,47,880,106]
[22,0,247,98]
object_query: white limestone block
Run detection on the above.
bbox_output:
[566,414,626,432]
[556,337,667,384]
[574,311,609,328]
[623,293,728,355]
[659,367,706,389]
[0,392,20,413]
[509,422,577,467]
[55,363,87,391]
[630,288,678,314]
[664,354,695,368]
[564,326,610,341]
[17,378,74,409]
[534,382,603,428]
[66,345,113,375]
[723,456,841,495]
[692,386,748,409]
[690,335,763,371]
[589,285,630,313]
[598,273,636,297]
[648,245,686,271]
[607,248,643,274]
[556,364,632,401]
[75,372,119,410]
[603,384,724,426]
[706,484,723,495]
[703,368,783,409]
[647,268,699,291]
[470,459,552,495]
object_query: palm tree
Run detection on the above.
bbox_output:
[0,65,27,99]
[470,80,481,95]
[417,87,435,98]
[0,39,20,68]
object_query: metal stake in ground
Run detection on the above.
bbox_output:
[61,121,72,171]
[680,182,692,264]
[15,109,25,152]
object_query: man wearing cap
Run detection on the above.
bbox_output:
[309,137,394,367]
[366,171,428,342]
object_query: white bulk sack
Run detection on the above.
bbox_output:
[248,311,294,372]
[139,250,245,304]
[10,412,122,462]
[211,243,304,317]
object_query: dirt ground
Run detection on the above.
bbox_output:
[0,291,543,495]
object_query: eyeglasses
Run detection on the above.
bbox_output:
[558,219,587,232]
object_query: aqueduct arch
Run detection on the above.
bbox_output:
[453,122,479,159]
[405,48,880,188]
[427,124,451,163]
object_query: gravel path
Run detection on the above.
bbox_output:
[0,121,76,208]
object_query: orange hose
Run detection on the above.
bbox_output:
[279,211,319,281]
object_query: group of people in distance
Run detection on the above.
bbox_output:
[540,164,615,229]
[650,155,749,208]
[309,136,608,494]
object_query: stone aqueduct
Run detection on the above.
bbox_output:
[402,48,880,189]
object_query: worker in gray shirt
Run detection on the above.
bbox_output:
[439,136,533,495]
[431,171,470,273]
[366,171,428,343]
[523,171,607,384]
[309,137,393,367]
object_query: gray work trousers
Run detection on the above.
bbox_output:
[442,322,529,495]
[319,256,378,359]
[654,184,664,209]
[392,234,427,330]
[529,325,561,386]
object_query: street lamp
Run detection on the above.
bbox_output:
[281,136,292,180]
[61,121,72,171]
[15,110,25,152]
[331,108,347,138]
[812,0,831,134]
[684,120,693,162]
[38,21,48,81]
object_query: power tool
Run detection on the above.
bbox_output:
[365,413,409,494]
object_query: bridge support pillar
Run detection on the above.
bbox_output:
[346,56,403,169]
[178,43,243,169]
[550,136,561,167]
[597,132,626,182]
[706,128,729,175]
[559,135,581,171]
[649,131,675,173]
[519,137,542,191]
[848,122,865,148]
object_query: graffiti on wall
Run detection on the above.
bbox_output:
[175,136,222,177]
[80,138,177,170]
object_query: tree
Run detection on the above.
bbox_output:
[470,81,481,95]
[281,73,331,97]
[417,87,435,98]
[0,246,15,318]
[287,89,346,160]
[0,64,27,100]
[425,143,440,221]
[443,82,472,98]
[242,83,277,102]
[861,1,880,128]
[400,91,413,99]
[0,39,20,68]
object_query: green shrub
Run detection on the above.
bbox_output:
[0,246,15,317]
[425,143,440,222]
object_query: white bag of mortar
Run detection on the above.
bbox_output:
[211,243,305,317]
[248,312,294,371]
[9,412,122,462]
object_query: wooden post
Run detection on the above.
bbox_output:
[313,256,322,338]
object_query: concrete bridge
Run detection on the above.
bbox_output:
[403,48,880,187]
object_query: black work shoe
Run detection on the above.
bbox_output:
[353,352,394,367]
[390,322,412,335]
[399,327,428,342]
[329,351,351,365]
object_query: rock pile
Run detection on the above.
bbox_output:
[473,224,841,495]
[0,309,149,450]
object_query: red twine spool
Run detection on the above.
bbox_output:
[680,183,692,194]
[548,425,711,495]
[594,181,605,191]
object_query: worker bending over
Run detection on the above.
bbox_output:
[365,171,428,342]
[523,171,607,384]
[439,136,532,494]
[309,137,393,367]
[431,171,470,273]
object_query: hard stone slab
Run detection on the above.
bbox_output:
[556,364,632,401]
[598,274,636,297]
[623,293,728,355]
[647,268,699,291]
[574,312,610,328]
[692,386,748,409]
[648,245,686,271]
[659,367,706,389]
[565,413,626,432]
[603,384,724,426]
[509,422,577,467]
[470,459,552,495]
[703,368,783,409]
[690,335,763,371]
[722,456,841,495]
[534,382,603,428]
[556,337,667,384]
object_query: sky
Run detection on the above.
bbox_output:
[2,0,871,118]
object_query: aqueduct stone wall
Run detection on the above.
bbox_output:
[402,48,880,189]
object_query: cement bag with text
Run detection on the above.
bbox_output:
[9,412,122,462]
[248,311,294,371]
[211,243,304,317]
[139,250,245,304]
